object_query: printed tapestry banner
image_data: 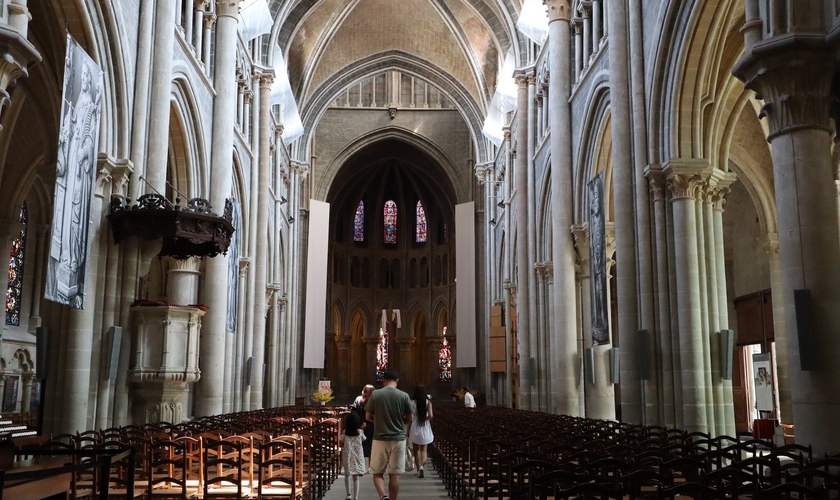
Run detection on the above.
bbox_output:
[752,353,774,412]
[45,34,103,309]
[588,173,609,346]
[226,199,241,332]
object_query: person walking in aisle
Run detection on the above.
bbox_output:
[365,368,413,500]
[352,384,376,471]
[408,386,434,478]
[340,412,366,500]
[463,386,476,408]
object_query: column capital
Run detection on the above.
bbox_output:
[734,48,835,141]
[336,335,352,350]
[474,162,493,184]
[534,262,546,283]
[260,72,275,88]
[644,163,666,198]
[544,0,572,22]
[239,257,251,277]
[515,73,530,87]
[168,256,201,272]
[707,171,737,211]
[571,17,583,34]
[215,0,242,18]
[663,159,708,201]
[203,13,217,29]
[758,232,780,259]
[95,154,121,199]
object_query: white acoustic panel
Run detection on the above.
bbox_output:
[303,200,330,368]
[456,202,476,367]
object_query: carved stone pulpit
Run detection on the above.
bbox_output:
[129,305,204,424]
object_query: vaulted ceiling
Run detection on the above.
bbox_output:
[271,0,521,130]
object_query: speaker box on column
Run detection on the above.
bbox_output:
[106,326,123,380]
[794,289,816,371]
[720,329,734,380]
[244,357,254,385]
[35,326,48,379]
[609,348,620,384]
[637,330,650,380]
[584,348,595,385]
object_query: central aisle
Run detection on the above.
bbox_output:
[321,457,450,500]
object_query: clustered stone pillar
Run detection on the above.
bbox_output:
[59,158,114,433]
[545,0,581,416]
[513,74,533,410]
[606,0,641,424]
[195,0,241,418]
[572,225,615,420]
[734,35,840,453]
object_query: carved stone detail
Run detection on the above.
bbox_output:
[215,0,242,18]
[544,0,572,22]
[666,173,705,201]
[734,50,835,141]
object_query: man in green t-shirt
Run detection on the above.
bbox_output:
[365,368,413,500]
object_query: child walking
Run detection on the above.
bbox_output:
[340,411,366,500]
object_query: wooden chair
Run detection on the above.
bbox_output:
[148,437,194,500]
[256,437,301,499]
[656,482,725,500]
[755,482,825,500]
[204,437,248,499]
[555,481,623,500]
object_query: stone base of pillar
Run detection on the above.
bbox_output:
[131,382,189,424]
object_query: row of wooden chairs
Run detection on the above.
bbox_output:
[430,406,839,500]
[11,406,347,499]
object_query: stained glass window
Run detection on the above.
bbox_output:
[376,328,389,381]
[383,200,397,244]
[354,200,365,242]
[6,202,27,326]
[439,326,452,382]
[416,200,427,243]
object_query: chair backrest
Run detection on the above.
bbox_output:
[203,437,244,499]
[148,438,189,500]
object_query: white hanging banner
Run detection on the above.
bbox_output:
[46,34,104,309]
[517,0,549,45]
[270,49,304,143]
[456,202,477,367]
[303,200,330,368]
[239,0,273,41]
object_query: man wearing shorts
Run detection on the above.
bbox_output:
[366,368,413,500]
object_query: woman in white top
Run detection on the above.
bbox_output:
[408,385,434,477]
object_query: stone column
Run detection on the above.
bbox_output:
[628,0,658,425]
[193,1,206,61]
[19,372,33,414]
[581,4,592,64]
[664,164,707,434]
[195,0,241,418]
[647,170,676,428]
[735,32,840,454]
[145,0,178,192]
[606,0,642,423]
[526,73,542,408]
[592,0,602,47]
[513,73,533,409]
[27,225,48,332]
[694,180,714,434]
[231,257,249,411]
[427,339,443,388]
[711,179,736,436]
[573,225,615,419]
[534,263,548,411]
[166,257,201,305]
[760,234,792,424]
[60,157,114,434]
[545,0,581,416]
[572,18,583,81]
[336,335,352,393]
[202,14,215,69]
[397,338,415,386]
[249,73,274,410]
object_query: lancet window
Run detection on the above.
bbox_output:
[416,200,427,243]
[384,200,397,244]
[354,200,365,242]
[6,202,28,326]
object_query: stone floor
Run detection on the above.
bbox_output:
[321,457,450,500]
